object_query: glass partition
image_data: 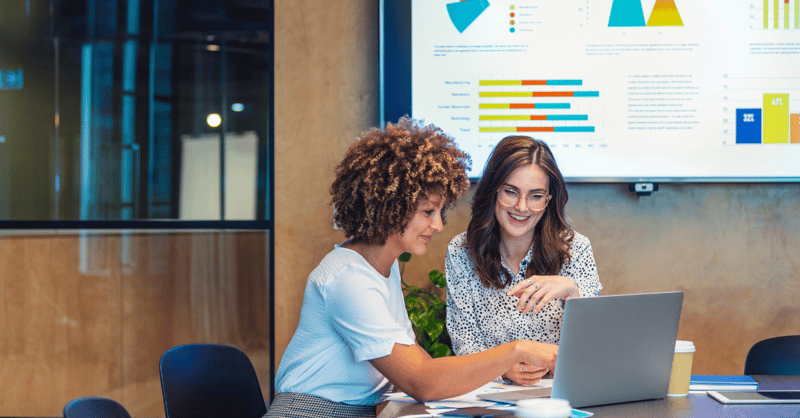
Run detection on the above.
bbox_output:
[0,0,272,221]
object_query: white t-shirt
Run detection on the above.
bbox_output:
[275,245,416,405]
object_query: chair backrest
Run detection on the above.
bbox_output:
[159,343,267,418]
[744,335,800,375]
[63,396,132,418]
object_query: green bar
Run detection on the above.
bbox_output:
[480,115,530,121]
[480,80,522,86]
[479,92,532,97]
[479,103,511,109]
[796,0,799,28]
[765,0,769,28]
[763,93,790,143]
[479,127,517,132]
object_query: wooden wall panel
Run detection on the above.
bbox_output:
[273,0,800,386]
[0,231,270,417]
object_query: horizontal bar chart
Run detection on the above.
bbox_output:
[479,103,571,109]
[480,91,600,97]
[480,126,596,132]
[479,79,583,86]
[479,115,588,121]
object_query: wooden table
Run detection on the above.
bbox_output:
[378,376,800,417]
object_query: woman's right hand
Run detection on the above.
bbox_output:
[502,363,549,386]
[513,340,558,372]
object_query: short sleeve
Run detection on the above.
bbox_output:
[323,264,415,362]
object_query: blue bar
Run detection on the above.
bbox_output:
[536,103,570,109]
[574,91,600,97]
[547,115,588,121]
[547,80,582,86]
[554,127,595,132]
[736,108,762,144]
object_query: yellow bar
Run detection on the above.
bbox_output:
[796,0,799,28]
[785,0,789,28]
[479,127,517,132]
[765,0,769,28]
[480,80,522,86]
[775,0,779,28]
[763,93,790,144]
[480,115,530,121]
[480,92,532,97]
[479,103,512,109]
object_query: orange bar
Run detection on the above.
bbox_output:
[791,114,800,143]
[510,104,538,109]
[521,80,548,85]
[517,127,556,132]
[530,92,574,97]
[530,115,547,120]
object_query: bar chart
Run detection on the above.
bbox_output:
[478,79,599,134]
[756,0,800,29]
[735,94,800,143]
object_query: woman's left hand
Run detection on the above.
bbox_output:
[506,275,578,314]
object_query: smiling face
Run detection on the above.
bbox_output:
[494,163,550,245]
[388,194,446,256]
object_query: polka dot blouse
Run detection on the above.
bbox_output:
[445,231,602,358]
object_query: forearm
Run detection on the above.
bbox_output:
[390,342,522,402]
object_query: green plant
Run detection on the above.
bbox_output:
[400,253,453,358]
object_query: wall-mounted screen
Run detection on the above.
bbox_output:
[381,0,800,182]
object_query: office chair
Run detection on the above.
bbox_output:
[159,343,267,418]
[744,335,800,375]
[63,396,132,418]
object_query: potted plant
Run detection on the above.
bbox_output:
[399,253,452,358]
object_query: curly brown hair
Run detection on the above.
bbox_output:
[331,117,471,245]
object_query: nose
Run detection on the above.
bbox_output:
[431,212,444,233]
[514,195,529,212]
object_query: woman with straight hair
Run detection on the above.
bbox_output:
[446,135,602,386]
[267,121,558,418]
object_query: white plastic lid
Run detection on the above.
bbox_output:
[515,398,571,418]
[675,340,695,353]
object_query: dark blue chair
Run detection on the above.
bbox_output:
[744,335,800,375]
[63,397,132,418]
[159,343,267,418]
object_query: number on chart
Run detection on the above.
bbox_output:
[743,113,755,122]
[772,97,783,106]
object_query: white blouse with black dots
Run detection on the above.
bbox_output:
[445,231,602,359]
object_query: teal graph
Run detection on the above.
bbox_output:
[608,0,646,26]
[447,0,491,33]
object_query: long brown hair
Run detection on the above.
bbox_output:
[466,136,573,289]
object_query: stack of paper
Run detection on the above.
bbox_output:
[689,375,759,392]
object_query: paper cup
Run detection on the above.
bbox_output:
[667,340,695,396]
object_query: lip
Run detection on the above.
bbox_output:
[507,212,530,224]
[421,235,432,243]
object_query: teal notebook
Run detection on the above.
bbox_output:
[689,375,759,391]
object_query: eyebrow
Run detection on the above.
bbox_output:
[501,183,548,193]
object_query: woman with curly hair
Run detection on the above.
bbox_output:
[446,135,602,386]
[267,120,558,417]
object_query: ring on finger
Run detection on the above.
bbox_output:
[527,278,532,286]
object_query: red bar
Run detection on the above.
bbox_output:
[521,80,547,85]
[517,127,556,132]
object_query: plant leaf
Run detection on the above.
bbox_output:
[399,252,411,263]
[430,342,452,358]
[425,318,445,341]
[429,269,446,288]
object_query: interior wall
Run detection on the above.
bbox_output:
[0,231,270,417]
[274,0,800,378]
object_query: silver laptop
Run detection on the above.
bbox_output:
[478,291,683,408]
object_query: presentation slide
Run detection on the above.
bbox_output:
[394,0,800,181]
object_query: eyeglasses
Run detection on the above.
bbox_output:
[496,187,551,211]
